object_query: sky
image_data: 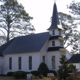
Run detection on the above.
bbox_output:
[17,0,79,33]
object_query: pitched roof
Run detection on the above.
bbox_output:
[48,3,60,30]
[69,54,80,63]
[0,32,50,54]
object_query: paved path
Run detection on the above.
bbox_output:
[0,76,26,80]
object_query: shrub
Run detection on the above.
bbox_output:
[38,62,49,77]
[58,55,70,80]
[47,70,57,76]
[13,71,27,79]
[30,71,39,76]
[68,64,76,73]
[38,62,49,72]
[7,72,14,76]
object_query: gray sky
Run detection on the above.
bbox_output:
[18,0,79,33]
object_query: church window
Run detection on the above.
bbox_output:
[9,57,12,70]
[42,56,45,63]
[52,56,55,69]
[52,41,55,46]
[29,56,32,70]
[18,57,21,70]
[53,30,55,35]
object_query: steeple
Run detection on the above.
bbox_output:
[48,2,60,30]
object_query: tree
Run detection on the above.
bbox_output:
[58,55,70,80]
[38,62,49,72]
[0,0,35,45]
[58,12,80,54]
[68,1,80,54]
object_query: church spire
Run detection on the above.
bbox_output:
[48,2,60,30]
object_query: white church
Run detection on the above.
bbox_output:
[0,2,70,74]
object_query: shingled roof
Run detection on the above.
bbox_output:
[69,54,80,63]
[0,32,50,54]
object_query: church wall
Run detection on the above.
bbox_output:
[47,51,60,71]
[49,29,60,35]
[48,40,61,47]
[3,52,40,74]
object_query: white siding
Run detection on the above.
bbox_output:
[49,29,62,36]
[47,51,60,71]
[3,52,40,74]
[48,40,61,47]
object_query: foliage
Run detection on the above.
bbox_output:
[58,55,70,80]
[13,71,27,79]
[58,12,80,54]
[38,62,49,72]
[67,1,80,54]
[7,72,14,76]
[68,63,76,73]
[38,62,49,77]
[0,0,35,45]
[30,71,39,76]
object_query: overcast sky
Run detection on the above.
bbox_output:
[17,0,79,33]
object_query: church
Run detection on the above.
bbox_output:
[0,2,69,74]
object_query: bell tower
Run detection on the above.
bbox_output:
[48,2,63,36]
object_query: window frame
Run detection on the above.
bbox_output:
[18,57,21,70]
[53,30,55,35]
[52,41,55,46]
[52,56,55,69]
[29,56,32,70]
[42,56,45,63]
[9,57,12,70]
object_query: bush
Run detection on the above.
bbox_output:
[13,71,27,79]
[38,62,49,77]
[30,71,39,76]
[47,70,57,76]
[7,72,14,76]
[68,64,76,73]
[38,62,49,72]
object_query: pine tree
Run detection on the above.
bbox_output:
[0,0,35,45]
[58,55,70,80]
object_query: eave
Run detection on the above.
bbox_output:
[59,37,64,41]
[59,48,67,52]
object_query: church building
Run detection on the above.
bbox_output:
[0,2,68,74]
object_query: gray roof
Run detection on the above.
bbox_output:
[0,32,50,54]
[48,3,60,30]
[69,54,80,63]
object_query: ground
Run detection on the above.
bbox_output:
[0,76,26,80]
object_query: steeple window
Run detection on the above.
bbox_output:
[52,41,55,46]
[53,30,55,35]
